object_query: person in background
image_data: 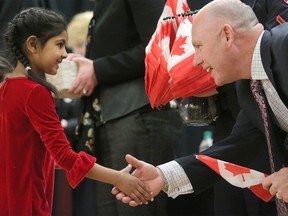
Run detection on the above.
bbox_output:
[56,10,93,155]
[0,7,152,216]
[68,0,184,215]
[66,11,93,55]
[113,0,288,215]
[52,12,94,215]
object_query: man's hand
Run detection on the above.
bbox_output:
[67,53,97,96]
[262,167,288,202]
[111,154,165,206]
[114,163,153,205]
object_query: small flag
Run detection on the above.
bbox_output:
[196,155,273,202]
[145,0,177,108]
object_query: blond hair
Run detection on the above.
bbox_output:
[67,11,93,49]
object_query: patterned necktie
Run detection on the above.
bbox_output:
[250,80,288,215]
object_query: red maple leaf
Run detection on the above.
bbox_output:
[224,163,251,180]
[166,0,173,9]
[182,2,190,12]
[157,21,176,50]
[160,21,175,39]
[171,34,187,56]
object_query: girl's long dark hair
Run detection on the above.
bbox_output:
[3,7,67,94]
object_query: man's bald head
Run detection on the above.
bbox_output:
[194,0,259,32]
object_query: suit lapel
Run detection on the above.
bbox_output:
[260,31,276,85]
[260,30,288,107]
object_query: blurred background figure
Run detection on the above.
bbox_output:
[66,11,94,55]
[53,10,94,216]
[56,10,93,155]
[68,0,184,215]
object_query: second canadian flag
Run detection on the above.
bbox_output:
[196,154,273,202]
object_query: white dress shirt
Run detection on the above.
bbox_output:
[157,161,193,198]
[251,32,288,132]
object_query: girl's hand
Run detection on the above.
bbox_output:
[114,164,153,205]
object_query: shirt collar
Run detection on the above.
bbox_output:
[251,31,268,80]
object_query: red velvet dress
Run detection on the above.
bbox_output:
[0,77,96,216]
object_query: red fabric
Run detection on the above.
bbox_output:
[145,0,217,108]
[0,77,96,216]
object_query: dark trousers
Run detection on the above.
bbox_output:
[168,125,214,216]
[74,108,184,216]
[214,180,277,216]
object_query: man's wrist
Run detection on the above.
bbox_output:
[157,167,168,193]
[162,175,169,193]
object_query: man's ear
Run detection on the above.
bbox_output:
[222,24,234,48]
[26,35,39,54]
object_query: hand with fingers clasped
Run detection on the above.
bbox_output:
[67,53,98,96]
[111,154,165,206]
[115,162,154,205]
[262,167,288,203]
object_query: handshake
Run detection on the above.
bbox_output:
[111,154,288,206]
[111,154,166,206]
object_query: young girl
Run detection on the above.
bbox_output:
[0,7,152,215]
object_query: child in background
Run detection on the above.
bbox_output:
[0,7,152,216]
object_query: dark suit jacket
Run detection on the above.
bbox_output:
[175,21,288,197]
[86,0,165,122]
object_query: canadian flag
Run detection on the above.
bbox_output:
[196,155,273,202]
[145,0,218,108]
[144,0,176,108]
[168,15,217,99]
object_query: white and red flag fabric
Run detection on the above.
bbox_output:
[168,16,217,100]
[145,0,217,108]
[196,155,273,202]
[144,0,176,108]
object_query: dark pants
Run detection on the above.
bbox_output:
[75,108,184,216]
[168,125,214,216]
[213,109,277,216]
